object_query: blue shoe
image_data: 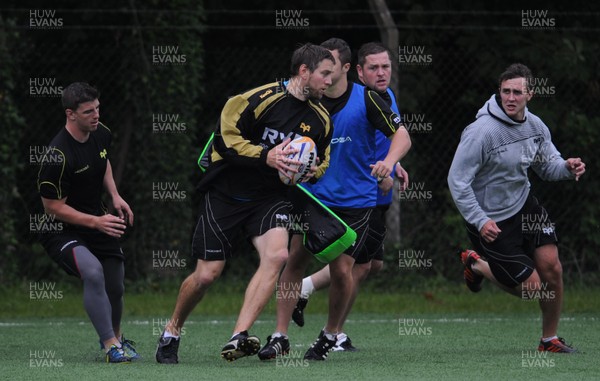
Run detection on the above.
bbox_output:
[120,335,141,360]
[105,345,131,363]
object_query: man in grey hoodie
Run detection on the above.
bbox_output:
[448,63,585,353]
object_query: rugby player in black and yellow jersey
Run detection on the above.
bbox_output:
[156,43,335,364]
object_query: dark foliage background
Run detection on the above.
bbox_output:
[1,1,598,288]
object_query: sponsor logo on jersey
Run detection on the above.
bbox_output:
[99,149,107,159]
[330,136,352,144]
[262,127,301,145]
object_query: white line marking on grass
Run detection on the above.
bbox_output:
[1,316,596,328]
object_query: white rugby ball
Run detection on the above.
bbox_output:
[278,136,317,186]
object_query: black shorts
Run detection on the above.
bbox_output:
[191,190,292,261]
[329,207,372,260]
[356,204,389,264]
[39,229,124,277]
[466,195,558,288]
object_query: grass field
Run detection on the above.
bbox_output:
[1,283,600,381]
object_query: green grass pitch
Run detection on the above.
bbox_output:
[1,285,599,380]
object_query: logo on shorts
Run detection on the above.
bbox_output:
[275,212,309,232]
[521,213,555,235]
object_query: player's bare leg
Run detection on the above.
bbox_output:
[326,253,355,333]
[533,244,563,338]
[369,259,384,275]
[165,259,225,336]
[339,262,371,328]
[157,259,225,364]
[471,257,527,295]
[308,265,333,291]
[232,227,289,333]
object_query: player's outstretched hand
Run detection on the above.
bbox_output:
[565,158,585,181]
[95,214,127,238]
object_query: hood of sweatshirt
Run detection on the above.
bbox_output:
[476,94,529,126]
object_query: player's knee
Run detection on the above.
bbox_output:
[540,261,563,288]
[354,263,371,283]
[537,256,563,281]
[330,257,354,281]
[262,247,288,268]
[548,259,563,277]
[370,260,384,275]
[80,264,105,286]
[191,266,220,288]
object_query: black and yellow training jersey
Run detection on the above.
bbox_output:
[37,123,111,218]
[201,81,332,201]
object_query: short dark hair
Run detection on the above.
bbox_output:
[320,38,351,66]
[357,42,390,67]
[62,82,99,111]
[290,43,335,76]
[498,63,533,91]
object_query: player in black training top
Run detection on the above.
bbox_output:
[37,82,138,363]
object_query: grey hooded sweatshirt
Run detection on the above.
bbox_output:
[448,94,574,231]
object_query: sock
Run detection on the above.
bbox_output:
[323,330,337,341]
[105,342,122,353]
[272,332,288,339]
[301,277,315,299]
[542,335,558,342]
[163,330,180,340]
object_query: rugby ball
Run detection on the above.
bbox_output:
[278,136,317,186]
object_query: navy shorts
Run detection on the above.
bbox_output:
[191,190,292,261]
[466,195,558,288]
[329,207,372,260]
[355,204,389,264]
